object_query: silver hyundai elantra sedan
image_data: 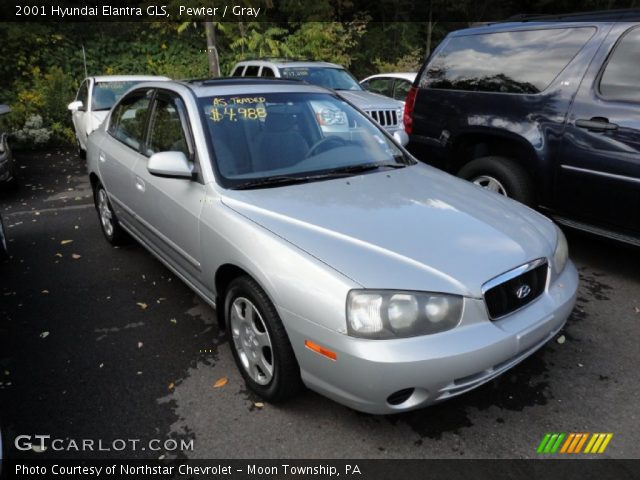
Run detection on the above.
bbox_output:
[87,78,578,414]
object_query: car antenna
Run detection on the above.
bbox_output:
[82,44,88,78]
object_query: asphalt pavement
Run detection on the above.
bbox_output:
[1,150,639,460]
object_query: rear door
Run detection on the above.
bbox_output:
[557,24,640,234]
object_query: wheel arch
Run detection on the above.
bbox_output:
[450,130,542,183]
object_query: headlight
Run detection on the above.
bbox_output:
[347,290,463,339]
[552,225,569,275]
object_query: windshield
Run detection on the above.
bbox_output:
[199,92,411,189]
[92,81,140,111]
[280,67,362,91]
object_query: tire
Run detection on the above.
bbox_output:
[93,182,128,246]
[0,215,8,261]
[77,141,86,160]
[458,156,534,206]
[224,276,302,403]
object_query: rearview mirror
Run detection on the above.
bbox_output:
[393,130,409,147]
[147,151,194,179]
[67,100,84,112]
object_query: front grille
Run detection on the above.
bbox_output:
[483,259,548,319]
[365,109,398,128]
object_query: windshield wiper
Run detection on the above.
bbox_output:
[325,162,406,174]
[234,174,330,190]
[233,163,406,190]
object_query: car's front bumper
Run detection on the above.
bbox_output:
[282,261,578,414]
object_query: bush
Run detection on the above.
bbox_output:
[7,66,76,149]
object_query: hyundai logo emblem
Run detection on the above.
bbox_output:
[516,284,532,299]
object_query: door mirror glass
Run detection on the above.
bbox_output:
[68,100,84,112]
[147,151,194,179]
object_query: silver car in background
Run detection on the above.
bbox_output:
[87,78,578,414]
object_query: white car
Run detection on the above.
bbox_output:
[360,72,417,104]
[68,75,169,158]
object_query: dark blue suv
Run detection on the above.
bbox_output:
[405,11,640,246]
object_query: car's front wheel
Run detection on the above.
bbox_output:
[458,156,534,206]
[224,276,302,403]
[94,182,128,245]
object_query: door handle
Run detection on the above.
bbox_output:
[99,152,106,163]
[575,117,618,132]
[135,176,146,192]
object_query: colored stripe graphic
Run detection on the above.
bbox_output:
[538,433,613,454]
[584,433,613,454]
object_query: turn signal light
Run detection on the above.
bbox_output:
[305,340,337,361]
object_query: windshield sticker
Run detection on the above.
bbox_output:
[210,105,267,122]
[282,68,310,78]
[212,96,266,107]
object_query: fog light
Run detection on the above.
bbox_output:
[387,388,415,405]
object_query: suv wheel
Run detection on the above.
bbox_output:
[224,276,302,403]
[94,182,128,245]
[458,156,534,206]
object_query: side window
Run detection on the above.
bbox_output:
[261,67,275,78]
[231,66,244,77]
[146,93,191,158]
[76,80,89,108]
[599,27,640,103]
[366,78,393,97]
[422,27,595,94]
[108,90,153,151]
[244,65,260,77]
[393,79,412,101]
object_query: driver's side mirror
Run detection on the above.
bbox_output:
[147,151,195,180]
[393,130,409,147]
[67,100,85,112]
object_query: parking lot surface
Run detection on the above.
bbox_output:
[1,150,639,459]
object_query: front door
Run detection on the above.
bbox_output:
[130,91,206,285]
[99,88,154,228]
[72,79,90,149]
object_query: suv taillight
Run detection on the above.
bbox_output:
[403,86,418,134]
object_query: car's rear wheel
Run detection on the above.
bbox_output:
[458,156,534,206]
[94,183,128,245]
[224,276,302,403]
[77,141,86,160]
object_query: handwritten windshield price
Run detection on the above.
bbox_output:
[211,107,267,122]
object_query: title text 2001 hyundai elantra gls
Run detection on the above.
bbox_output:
[87,79,578,414]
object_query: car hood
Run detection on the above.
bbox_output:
[220,164,557,297]
[337,90,402,110]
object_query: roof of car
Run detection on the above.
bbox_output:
[361,73,417,82]
[453,9,640,36]
[176,77,333,96]
[91,75,170,83]
[235,60,344,69]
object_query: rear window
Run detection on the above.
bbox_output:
[421,27,594,94]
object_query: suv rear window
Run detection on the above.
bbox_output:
[421,27,594,94]
[599,27,640,103]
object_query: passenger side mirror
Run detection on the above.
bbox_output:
[393,130,409,147]
[147,151,195,179]
[68,100,84,112]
